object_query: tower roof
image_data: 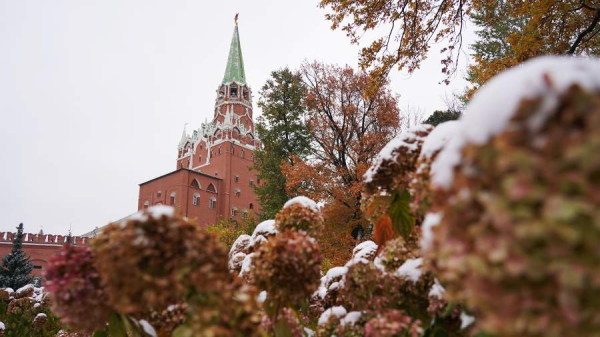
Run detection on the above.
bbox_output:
[222,23,246,85]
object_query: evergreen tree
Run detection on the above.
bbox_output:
[253,68,311,219]
[424,110,462,127]
[0,223,33,289]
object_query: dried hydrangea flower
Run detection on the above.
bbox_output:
[427,57,600,336]
[364,124,432,194]
[275,197,323,236]
[375,232,421,272]
[364,310,422,337]
[7,297,34,315]
[44,244,112,333]
[142,302,188,335]
[251,230,322,309]
[91,206,229,313]
[32,313,47,329]
[184,279,264,336]
[0,289,10,302]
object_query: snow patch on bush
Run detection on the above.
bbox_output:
[239,253,255,278]
[460,312,475,329]
[419,121,460,159]
[283,196,319,212]
[16,284,34,295]
[395,258,423,283]
[139,319,157,337]
[420,212,442,251]
[365,124,431,183]
[340,311,362,327]
[429,279,445,299]
[147,205,175,219]
[432,56,600,188]
[318,306,347,325]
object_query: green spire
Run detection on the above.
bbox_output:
[222,24,246,85]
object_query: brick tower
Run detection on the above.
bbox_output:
[137,18,261,226]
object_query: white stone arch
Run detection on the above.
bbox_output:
[192,193,200,206]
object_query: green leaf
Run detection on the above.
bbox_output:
[172,325,191,337]
[108,313,127,337]
[389,189,415,239]
[274,319,293,337]
[121,314,141,337]
[92,330,108,337]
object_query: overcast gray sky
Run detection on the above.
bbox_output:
[0,0,475,235]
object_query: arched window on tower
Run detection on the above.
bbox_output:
[170,192,176,205]
[240,149,245,158]
[191,179,201,189]
[207,183,217,193]
[209,197,216,209]
[143,201,149,209]
[249,203,254,210]
[230,84,238,97]
[192,193,200,206]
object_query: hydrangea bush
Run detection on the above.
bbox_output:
[0,285,61,337]
[41,56,600,337]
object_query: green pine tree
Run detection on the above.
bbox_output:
[253,68,311,219]
[423,110,462,127]
[0,223,34,289]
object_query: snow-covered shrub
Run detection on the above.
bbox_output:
[0,285,61,337]
[44,245,111,333]
[229,219,278,277]
[375,230,421,272]
[408,121,459,221]
[364,124,433,194]
[362,124,433,247]
[275,196,323,236]
[427,57,600,336]
[91,206,229,314]
[250,230,322,309]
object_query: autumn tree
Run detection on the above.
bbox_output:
[253,68,311,219]
[282,62,400,264]
[466,0,600,97]
[319,0,600,90]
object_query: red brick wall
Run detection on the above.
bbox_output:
[0,232,89,278]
